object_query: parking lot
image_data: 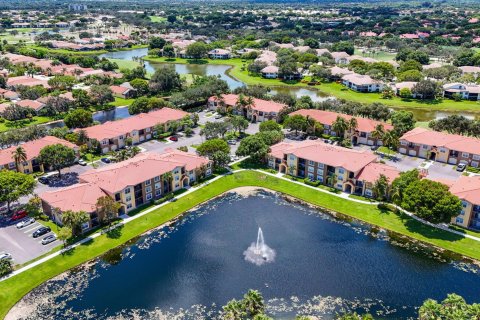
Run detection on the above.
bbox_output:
[0,218,58,264]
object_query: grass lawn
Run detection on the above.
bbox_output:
[143,56,480,114]
[109,58,140,70]
[377,146,397,156]
[353,49,396,61]
[149,16,167,22]
[109,97,135,107]
[2,170,480,318]
[0,116,54,132]
[27,45,108,56]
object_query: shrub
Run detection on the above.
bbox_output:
[0,259,12,277]
[304,178,321,187]
[154,193,175,205]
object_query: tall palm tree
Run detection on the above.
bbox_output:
[162,172,173,193]
[418,299,442,320]
[348,117,358,134]
[332,116,349,139]
[371,124,385,146]
[243,289,265,317]
[382,130,399,151]
[11,146,27,172]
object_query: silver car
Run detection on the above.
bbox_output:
[0,252,12,260]
[16,217,35,229]
[41,234,56,245]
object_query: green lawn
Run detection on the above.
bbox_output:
[353,48,396,61]
[377,146,397,156]
[0,116,54,132]
[109,58,140,70]
[149,16,167,22]
[2,170,480,318]
[109,97,135,107]
[27,45,108,56]
[143,56,480,114]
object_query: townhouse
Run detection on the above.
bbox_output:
[81,107,189,154]
[331,51,350,64]
[290,109,393,146]
[442,83,480,101]
[399,127,480,167]
[207,94,286,122]
[267,140,398,196]
[260,65,279,79]
[208,49,231,59]
[0,136,78,174]
[110,85,136,99]
[40,150,212,230]
[342,73,384,93]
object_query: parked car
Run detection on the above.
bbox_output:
[0,252,12,260]
[16,217,35,229]
[214,114,223,119]
[371,146,379,151]
[33,226,51,238]
[456,163,467,172]
[78,159,87,166]
[41,234,56,245]
[323,139,332,144]
[169,136,178,142]
[308,136,319,140]
[227,140,237,145]
[101,158,111,164]
[38,176,49,184]
[11,210,27,221]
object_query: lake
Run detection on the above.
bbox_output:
[9,191,480,319]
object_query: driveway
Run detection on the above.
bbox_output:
[0,218,58,264]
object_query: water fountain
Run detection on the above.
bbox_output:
[243,227,276,266]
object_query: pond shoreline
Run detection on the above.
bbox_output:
[2,171,480,319]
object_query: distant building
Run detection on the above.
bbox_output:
[69,4,88,11]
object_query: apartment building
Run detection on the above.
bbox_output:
[40,150,212,231]
[80,108,189,154]
[267,140,398,196]
[207,94,286,122]
[290,109,393,146]
[0,136,78,174]
[342,73,384,93]
[399,128,480,167]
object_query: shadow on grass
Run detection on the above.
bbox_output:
[186,59,208,64]
[106,224,124,239]
[403,216,463,242]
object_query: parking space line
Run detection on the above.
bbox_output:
[23,224,41,233]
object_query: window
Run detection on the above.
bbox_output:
[308,160,314,166]
[154,176,160,182]
[119,136,123,140]
[8,162,15,169]
[336,183,343,189]
[308,174,314,180]
[460,210,465,215]
[102,140,108,145]
[155,183,160,189]
[318,163,324,169]
[365,189,372,197]
[317,176,323,182]
[422,145,428,149]
[308,166,314,173]
[146,193,152,201]
[456,217,464,224]
[462,201,468,208]
[126,195,132,202]
[174,169,179,174]
[400,141,407,146]
[146,186,152,193]
[81,222,90,230]
[155,189,161,196]
[462,152,470,158]
[125,188,131,194]
[127,203,132,209]
[338,175,343,181]
[24,169,30,173]
[145,180,151,186]
[473,155,480,161]
[289,155,295,160]
[338,168,345,174]
[115,193,121,201]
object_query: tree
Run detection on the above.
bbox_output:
[57,226,72,247]
[331,41,354,55]
[0,170,36,213]
[47,75,76,90]
[230,115,249,134]
[243,290,265,317]
[11,146,27,172]
[309,65,332,81]
[186,42,209,59]
[90,85,114,106]
[391,110,415,135]
[283,114,307,135]
[0,259,12,277]
[129,78,149,96]
[259,120,282,132]
[197,138,230,159]
[96,195,121,225]
[372,174,390,201]
[211,151,231,168]
[149,36,166,49]
[236,134,268,162]
[72,89,91,109]
[391,169,420,205]
[419,294,480,320]
[163,44,175,58]
[128,96,150,115]
[149,65,182,94]
[38,144,76,177]
[61,210,90,236]
[382,130,399,150]
[25,195,42,219]
[398,59,423,73]
[399,87,413,99]
[412,80,441,100]
[371,124,385,145]
[332,116,349,138]
[397,70,423,82]
[64,109,93,129]
[381,87,395,99]
[257,130,284,145]
[401,179,461,223]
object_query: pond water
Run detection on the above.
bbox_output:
[100,48,478,122]
[43,106,131,130]
[10,191,480,319]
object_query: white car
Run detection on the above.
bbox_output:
[78,159,87,166]
[41,234,57,245]
[16,217,35,229]
[0,253,12,260]
[227,140,237,145]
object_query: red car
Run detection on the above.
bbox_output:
[11,210,27,221]
[169,136,178,142]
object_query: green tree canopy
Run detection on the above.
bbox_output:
[0,170,36,212]
[39,144,76,177]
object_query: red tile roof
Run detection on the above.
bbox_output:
[15,99,44,111]
[356,162,400,183]
[0,136,77,166]
[208,94,286,113]
[270,140,377,173]
[80,107,188,141]
[400,127,480,155]
[448,176,480,205]
[290,109,393,133]
[40,182,107,213]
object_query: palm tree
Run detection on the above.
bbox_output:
[305,115,316,135]
[382,130,399,151]
[418,299,442,320]
[348,117,358,134]
[162,172,173,193]
[371,124,385,146]
[11,146,27,172]
[129,146,141,157]
[243,289,265,317]
[332,116,349,139]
